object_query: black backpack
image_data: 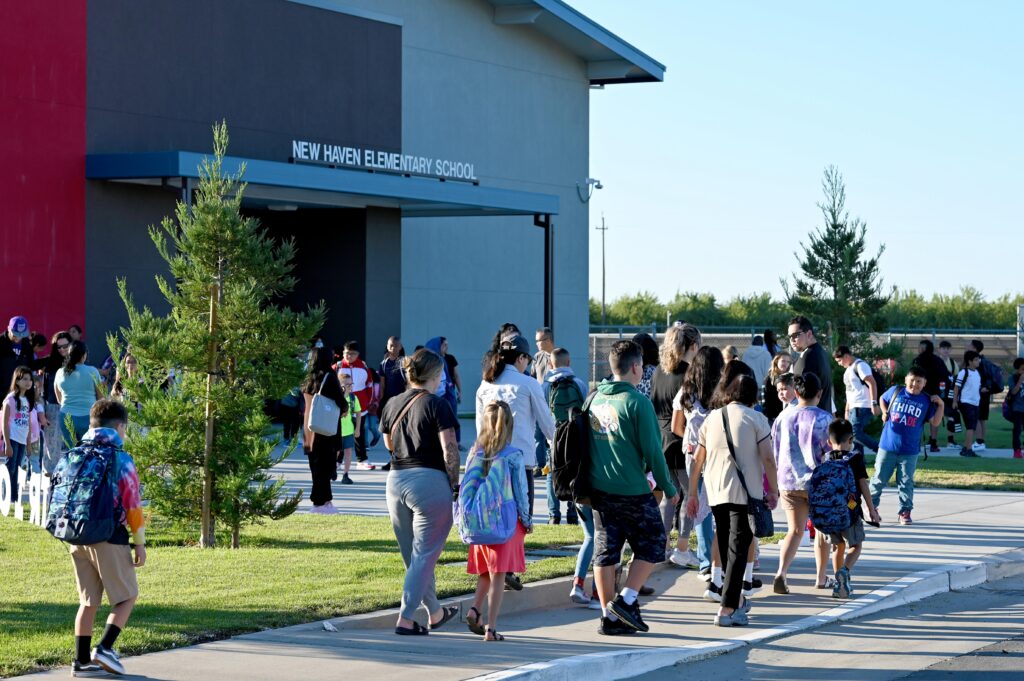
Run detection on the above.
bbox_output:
[980,357,1004,395]
[550,394,595,504]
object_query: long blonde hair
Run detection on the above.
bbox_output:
[474,400,514,474]
[768,352,792,380]
[659,324,701,374]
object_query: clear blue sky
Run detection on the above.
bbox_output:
[578,1,1022,304]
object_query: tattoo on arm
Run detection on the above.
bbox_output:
[443,440,460,487]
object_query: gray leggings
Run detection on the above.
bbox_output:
[386,467,454,621]
[659,465,694,545]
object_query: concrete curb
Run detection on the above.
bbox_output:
[467,547,1024,681]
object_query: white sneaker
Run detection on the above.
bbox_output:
[946,442,960,450]
[92,646,125,675]
[354,461,377,470]
[320,501,338,515]
[669,549,699,570]
[570,585,590,605]
[972,442,986,452]
[587,597,603,610]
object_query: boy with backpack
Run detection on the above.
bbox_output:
[47,398,145,677]
[542,348,586,525]
[968,339,1004,452]
[952,351,983,458]
[868,366,944,526]
[809,418,881,600]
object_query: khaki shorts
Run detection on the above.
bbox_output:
[70,542,139,606]
[780,490,808,512]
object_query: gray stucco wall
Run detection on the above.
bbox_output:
[322,0,592,403]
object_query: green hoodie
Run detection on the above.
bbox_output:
[587,380,677,497]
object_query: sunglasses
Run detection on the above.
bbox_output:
[788,331,805,341]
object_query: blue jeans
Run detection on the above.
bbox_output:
[59,411,91,450]
[869,449,919,514]
[4,440,27,493]
[573,504,595,582]
[546,475,578,522]
[850,407,880,453]
[695,481,714,570]
[534,425,547,469]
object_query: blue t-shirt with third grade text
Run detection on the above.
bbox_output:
[878,387,937,455]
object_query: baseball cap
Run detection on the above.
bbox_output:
[7,316,29,339]
[500,335,530,357]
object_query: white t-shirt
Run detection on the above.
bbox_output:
[6,394,40,445]
[843,359,874,409]
[955,368,981,406]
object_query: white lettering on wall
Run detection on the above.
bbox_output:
[292,140,477,181]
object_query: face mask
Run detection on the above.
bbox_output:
[314,340,324,348]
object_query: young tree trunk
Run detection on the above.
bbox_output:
[231,524,241,549]
[200,278,221,548]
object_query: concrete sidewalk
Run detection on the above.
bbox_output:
[12,488,1024,681]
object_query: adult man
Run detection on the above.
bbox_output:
[55,399,146,676]
[788,316,833,415]
[0,316,38,393]
[588,341,678,636]
[913,340,950,452]
[532,327,555,477]
[338,341,375,469]
[937,341,960,449]
[969,339,1002,452]
[741,336,773,387]
[833,346,880,454]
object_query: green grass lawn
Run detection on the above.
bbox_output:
[866,454,1023,492]
[0,511,785,678]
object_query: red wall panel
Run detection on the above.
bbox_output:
[0,1,87,340]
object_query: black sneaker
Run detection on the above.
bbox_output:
[703,582,723,602]
[504,573,523,591]
[341,474,353,485]
[566,516,579,525]
[638,584,655,596]
[72,660,106,677]
[92,645,125,675]
[959,447,979,458]
[607,595,649,632]
[381,462,391,471]
[743,579,763,596]
[547,516,561,525]
[598,616,637,636]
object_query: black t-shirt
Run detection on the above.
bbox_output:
[762,373,784,421]
[913,352,947,396]
[829,449,867,518]
[795,342,833,414]
[379,389,458,473]
[650,363,688,467]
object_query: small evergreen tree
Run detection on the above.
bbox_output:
[782,165,892,348]
[112,122,325,548]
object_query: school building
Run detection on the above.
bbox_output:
[1,0,663,395]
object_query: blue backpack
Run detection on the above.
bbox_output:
[807,453,858,534]
[46,439,121,545]
[456,445,519,545]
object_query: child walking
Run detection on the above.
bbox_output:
[817,419,881,599]
[952,351,982,458]
[463,401,532,641]
[2,365,47,488]
[338,375,360,484]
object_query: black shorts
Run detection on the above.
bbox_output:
[591,491,666,567]
[978,397,990,421]
[960,403,979,430]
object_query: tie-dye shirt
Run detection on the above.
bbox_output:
[81,427,145,544]
[770,405,832,491]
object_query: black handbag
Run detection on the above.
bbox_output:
[721,407,775,538]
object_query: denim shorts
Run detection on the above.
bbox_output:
[959,403,979,430]
[592,491,666,567]
[341,434,356,451]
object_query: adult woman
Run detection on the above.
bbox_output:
[669,346,725,572]
[650,324,701,562]
[302,346,345,514]
[722,346,739,364]
[770,373,833,594]
[53,340,103,450]
[632,332,660,398]
[763,329,781,357]
[762,353,793,422]
[41,331,72,473]
[687,375,778,627]
[380,348,461,636]
[475,335,555,512]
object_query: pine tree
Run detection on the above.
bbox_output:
[782,165,892,348]
[112,122,325,548]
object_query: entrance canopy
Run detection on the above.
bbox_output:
[86,151,559,218]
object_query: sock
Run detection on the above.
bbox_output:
[573,576,585,589]
[743,562,754,582]
[99,623,121,651]
[75,636,91,665]
[619,587,638,605]
[711,566,723,587]
[601,604,618,621]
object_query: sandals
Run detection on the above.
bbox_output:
[484,626,505,642]
[773,575,790,594]
[395,621,429,636]
[429,605,459,631]
[466,606,485,635]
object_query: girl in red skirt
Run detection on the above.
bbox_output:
[465,401,533,641]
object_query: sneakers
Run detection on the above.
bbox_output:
[548,516,561,525]
[713,610,749,627]
[698,567,712,582]
[354,460,376,470]
[569,585,590,605]
[638,584,655,596]
[703,582,723,602]
[341,474,353,485]
[566,516,579,525]
[929,443,941,453]
[946,441,960,450]
[92,646,125,675]
[597,616,636,636]
[72,661,106,677]
[607,595,648,632]
[773,575,790,594]
[504,573,523,591]
[587,596,603,610]
[898,511,913,525]
[972,442,987,452]
[1014,449,1024,459]
[960,446,980,458]
[668,549,699,569]
[742,579,762,596]
[833,566,851,599]
[382,462,392,471]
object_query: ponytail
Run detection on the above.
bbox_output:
[63,340,87,375]
[475,400,514,475]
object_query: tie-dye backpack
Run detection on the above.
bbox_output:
[456,445,519,545]
[46,438,120,545]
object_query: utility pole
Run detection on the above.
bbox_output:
[596,215,608,325]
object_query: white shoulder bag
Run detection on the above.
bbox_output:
[307,374,340,436]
